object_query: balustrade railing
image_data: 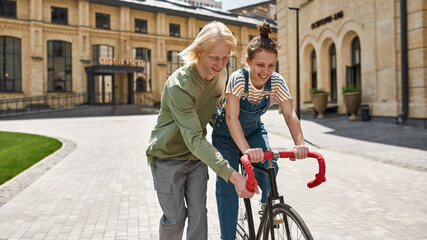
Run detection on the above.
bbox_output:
[0,92,158,117]
[0,93,89,117]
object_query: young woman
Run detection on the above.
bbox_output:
[146,21,257,240]
[212,20,309,240]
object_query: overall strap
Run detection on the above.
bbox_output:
[240,68,250,94]
[264,75,272,92]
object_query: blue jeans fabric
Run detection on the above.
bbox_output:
[212,68,279,240]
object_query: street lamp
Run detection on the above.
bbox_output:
[289,7,300,119]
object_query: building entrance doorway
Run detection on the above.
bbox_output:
[85,65,143,105]
[94,74,114,104]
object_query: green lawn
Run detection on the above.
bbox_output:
[0,131,62,185]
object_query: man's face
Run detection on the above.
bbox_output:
[197,41,231,81]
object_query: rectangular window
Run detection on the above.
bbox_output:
[0,0,17,18]
[0,36,21,92]
[51,7,68,25]
[47,41,72,92]
[96,13,110,29]
[135,19,147,34]
[133,48,151,92]
[169,23,180,37]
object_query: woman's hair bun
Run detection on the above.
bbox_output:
[257,20,272,38]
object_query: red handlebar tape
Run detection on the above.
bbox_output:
[240,151,326,191]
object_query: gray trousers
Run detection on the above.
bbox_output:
[151,159,208,240]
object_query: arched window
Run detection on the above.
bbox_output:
[352,37,360,66]
[167,51,183,77]
[0,36,21,92]
[346,37,361,88]
[311,50,317,89]
[351,37,361,88]
[133,48,151,92]
[330,44,337,101]
[47,40,72,92]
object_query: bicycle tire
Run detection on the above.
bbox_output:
[236,198,250,240]
[260,203,313,240]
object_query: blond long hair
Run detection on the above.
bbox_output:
[179,21,236,64]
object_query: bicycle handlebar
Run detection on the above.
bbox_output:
[240,151,326,191]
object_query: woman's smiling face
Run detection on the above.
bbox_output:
[247,50,277,89]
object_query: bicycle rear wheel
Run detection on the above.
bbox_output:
[261,203,313,240]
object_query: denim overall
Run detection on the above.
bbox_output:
[212,68,279,240]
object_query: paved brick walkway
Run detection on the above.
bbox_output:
[0,110,426,239]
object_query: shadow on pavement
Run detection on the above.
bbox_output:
[302,112,427,151]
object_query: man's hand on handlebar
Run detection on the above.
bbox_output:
[229,171,259,198]
[291,145,309,161]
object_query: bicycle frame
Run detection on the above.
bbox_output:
[241,157,285,240]
[239,150,326,240]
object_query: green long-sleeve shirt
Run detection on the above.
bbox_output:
[146,63,235,182]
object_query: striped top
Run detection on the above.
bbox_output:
[226,69,292,106]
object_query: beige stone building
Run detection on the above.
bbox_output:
[0,0,276,110]
[277,0,426,127]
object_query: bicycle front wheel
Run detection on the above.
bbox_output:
[261,203,313,240]
[236,198,251,240]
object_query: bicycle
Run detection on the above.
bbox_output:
[236,150,326,240]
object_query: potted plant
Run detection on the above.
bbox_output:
[342,85,362,121]
[310,88,329,119]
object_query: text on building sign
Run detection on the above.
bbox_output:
[311,11,344,29]
[98,58,144,66]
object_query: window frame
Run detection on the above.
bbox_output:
[351,37,361,88]
[133,48,152,92]
[135,18,148,34]
[47,40,72,92]
[0,36,21,92]
[96,12,110,30]
[311,50,317,89]
[51,6,68,25]
[0,0,17,18]
[330,44,337,101]
[169,23,181,37]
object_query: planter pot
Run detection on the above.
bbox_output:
[313,93,328,119]
[343,92,361,121]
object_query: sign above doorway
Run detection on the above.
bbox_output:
[98,58,144,67]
